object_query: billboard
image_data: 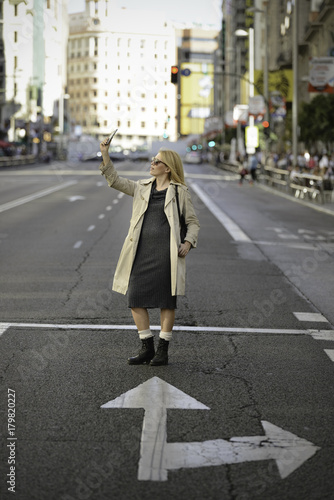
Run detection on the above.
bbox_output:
[180,62,214,136]
[308,57,334,93]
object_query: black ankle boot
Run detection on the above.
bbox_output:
[150,338,169,366]
[128,337,155,365]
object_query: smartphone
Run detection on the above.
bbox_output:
[105,128,118,145]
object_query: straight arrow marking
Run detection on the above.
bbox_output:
[101,377,320,481]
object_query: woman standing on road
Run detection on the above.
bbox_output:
[99,140,200,366]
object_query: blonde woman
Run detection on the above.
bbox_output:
[99,142,200,366]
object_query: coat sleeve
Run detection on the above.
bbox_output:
[99,158,136,196]
[183,187,200,248]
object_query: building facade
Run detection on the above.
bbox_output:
[68,0,177,147]
[0,0,68,143]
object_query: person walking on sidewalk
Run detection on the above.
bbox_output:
[99,140,200,366]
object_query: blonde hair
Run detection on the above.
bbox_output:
[159,149,186,185]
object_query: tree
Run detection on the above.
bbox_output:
[299,94,334,150]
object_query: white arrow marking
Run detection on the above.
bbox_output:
[67,195,86,202]
[101,377,319,481]
[165,421,319,479]
[101,377,209,481]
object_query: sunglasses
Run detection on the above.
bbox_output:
[151,157,168,166]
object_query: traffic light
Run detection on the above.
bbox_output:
[263,120,270,138]
[171,65,179,84]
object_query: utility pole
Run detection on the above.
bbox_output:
[292,0,298,166]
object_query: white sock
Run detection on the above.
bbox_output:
[159,331,172,341]
[138,329,153,340]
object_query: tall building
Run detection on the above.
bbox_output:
[0,0,68,143]
[68,0,177,147]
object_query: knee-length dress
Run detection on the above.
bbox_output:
[127,182,177,309]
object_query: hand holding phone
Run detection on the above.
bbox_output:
[105,128,118,145]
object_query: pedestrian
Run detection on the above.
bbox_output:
[99,140,200,366]
[249,154,258,183]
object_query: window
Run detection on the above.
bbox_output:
[140,40,145,48]
[14,5,18,16]
[127,121,131,127]
[141,121,145,127]
[14,56,17,69]
[117,120,121,126]
[128,39,131,47]
[93,90,97,97]
[14,31,17,43]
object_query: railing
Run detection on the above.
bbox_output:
[0,155,36,167]
[218,161,333,204]
[262,165,333,204]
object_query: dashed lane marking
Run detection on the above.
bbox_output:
[293,312,329,323]
[73,241,83,249]
[87,225,95,231]
[324,349,334,362]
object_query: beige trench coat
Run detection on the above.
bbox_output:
[99,159,200,296]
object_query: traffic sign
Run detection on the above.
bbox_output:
[101,377,319,481]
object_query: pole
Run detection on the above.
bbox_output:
[292,0,298,166]
[249,27,255,129]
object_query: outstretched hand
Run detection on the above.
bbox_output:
[100,139,110,153]
[178,241,191,257]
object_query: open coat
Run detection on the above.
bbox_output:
[99,159,200,296]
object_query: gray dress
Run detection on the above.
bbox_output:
[128,182,177,309]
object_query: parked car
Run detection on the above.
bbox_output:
[184,151,202,164]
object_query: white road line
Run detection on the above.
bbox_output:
[106,206,112,211]
[73,241,83,249]
[293,312,329,323]
[191,183,251,242]
[98,214,105,219]
[310,330,334,341]
[0,322,314,337]
[117,192,125,199]
[324,349,334,362]
[113,199,119,204]
[0,181,77,213]
[87,225,95,231]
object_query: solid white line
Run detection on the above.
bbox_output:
[0,181,78,213]
[73,241,83,249]
[191,183,251,242]
[293,312,328,323]
[0,322,310,336]
[324,349,334,362]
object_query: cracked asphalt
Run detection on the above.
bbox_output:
[0,159,334,499]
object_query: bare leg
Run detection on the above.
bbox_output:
[131,307,150,331]
[160,308,175,333]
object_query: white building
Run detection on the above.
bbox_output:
[1,0,68,142]
[68,0,177,147]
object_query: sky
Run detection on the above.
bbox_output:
[67,0,222,28]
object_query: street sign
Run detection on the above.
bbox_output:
[101,377,319,482]
[181,68,191,76]
[245,125,259,148]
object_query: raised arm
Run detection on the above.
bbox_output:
[99,139,136,196]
